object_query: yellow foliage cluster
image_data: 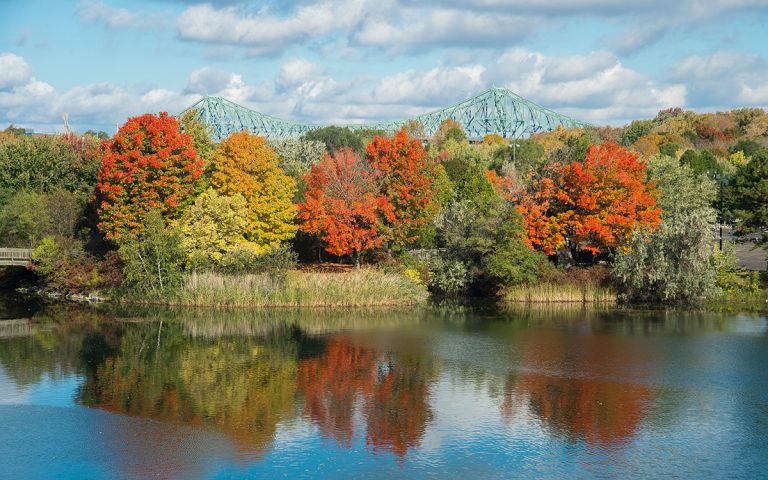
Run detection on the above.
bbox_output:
[210,131,298,248]
[179,188,264,268]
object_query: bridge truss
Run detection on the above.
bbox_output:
[182,86,589,141]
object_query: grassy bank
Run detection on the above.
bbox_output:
[502,283,617,305]
[122,269,428,308]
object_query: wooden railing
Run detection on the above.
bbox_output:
[0,248,33,266]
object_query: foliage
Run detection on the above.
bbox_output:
[0,134,100,201]
[713,242,761,294]
[218,245,298,275]
[403,119,426,139]
[490,139,545,177]
[95,112,203,240]
[432,195,548,293]
[434,119,466,145]
[31,236,122,293]
[619,120,654,146]
[725,149,768,247]
[366,129,440,248]
[304,126,364,155]
[679,149,722,177]
[428,257,471,294]
[268,138,326,180]
[729,139,765,157]
[179,109,216,167]
[298,148,392,265]
[613,156,718,304]
[178,188,257,270]
[515,142,660,257]
[0,191,51,247]
[118,210,184,296]
[210,131,298,248]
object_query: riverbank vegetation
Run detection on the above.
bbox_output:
[1,105,767,307]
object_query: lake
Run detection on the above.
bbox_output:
[0,296,766,479]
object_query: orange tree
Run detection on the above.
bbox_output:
[95,112,203,240]
[366,128,439,248]
[298,148,393,266]
[210,131,297,249]
[514,142,660,257]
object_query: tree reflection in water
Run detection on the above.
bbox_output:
[297,336,435,457]
[502,328,654,446]
[79,321,298,458]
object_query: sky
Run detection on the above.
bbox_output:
[1,0,767,134]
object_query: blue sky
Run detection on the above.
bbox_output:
[1,0,767,133]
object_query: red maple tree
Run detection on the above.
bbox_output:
[298,148,393,265]
[514,142,660,256]
[366,128,439,247]
[95,112,203,240]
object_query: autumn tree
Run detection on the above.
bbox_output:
[514,142,660,259]
[179,188,257,269]
[95,112,203,240]
[298,148,393,266]
[434,118,466,145]
[210,131,297,249]
[366,128,440,248]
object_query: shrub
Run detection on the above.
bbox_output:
[118,211,184,296]
[219,245,298,275]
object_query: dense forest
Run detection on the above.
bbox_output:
[0,105,766,306]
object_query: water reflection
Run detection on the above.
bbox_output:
[502,329,654,446]
[0,302,766,479]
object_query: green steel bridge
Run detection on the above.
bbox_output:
[181,86,589,141]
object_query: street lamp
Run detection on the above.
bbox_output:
[510,142,521,168]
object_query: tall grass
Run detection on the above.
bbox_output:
[503,283,617,305]
[142,269,428,308]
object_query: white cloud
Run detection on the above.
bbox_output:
[667,51,768,108]
[172,0,768,56]
[75,0,165,30]
[0,53,33,90]
[276,59,324,91]
[485,49,687,124]
[354,8,545,52]
[177,2,370,53]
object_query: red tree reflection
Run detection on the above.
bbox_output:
[502,330,653,446]
[297,336,434,457]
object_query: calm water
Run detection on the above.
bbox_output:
[0,297,766,479]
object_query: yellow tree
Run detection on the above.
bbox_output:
[179,188,258,268]
[210,132,298,248]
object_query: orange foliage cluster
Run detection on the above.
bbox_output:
[366,129,439,247]
[300,129,438,259]
[95,112,202,239]
[210,131,298,246]
[514,143,660,256]
[298,148,394,259]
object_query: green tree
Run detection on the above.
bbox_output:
[613,155,718,304]
[268,138,326,180]
[679,149,722,177]
[725,149,768,247]
[179,109,216,167]
[118,210,184,296]
[619,119,654,146]
[0,191,51,247]
[304,126,364,155]
[0,135,100,200]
